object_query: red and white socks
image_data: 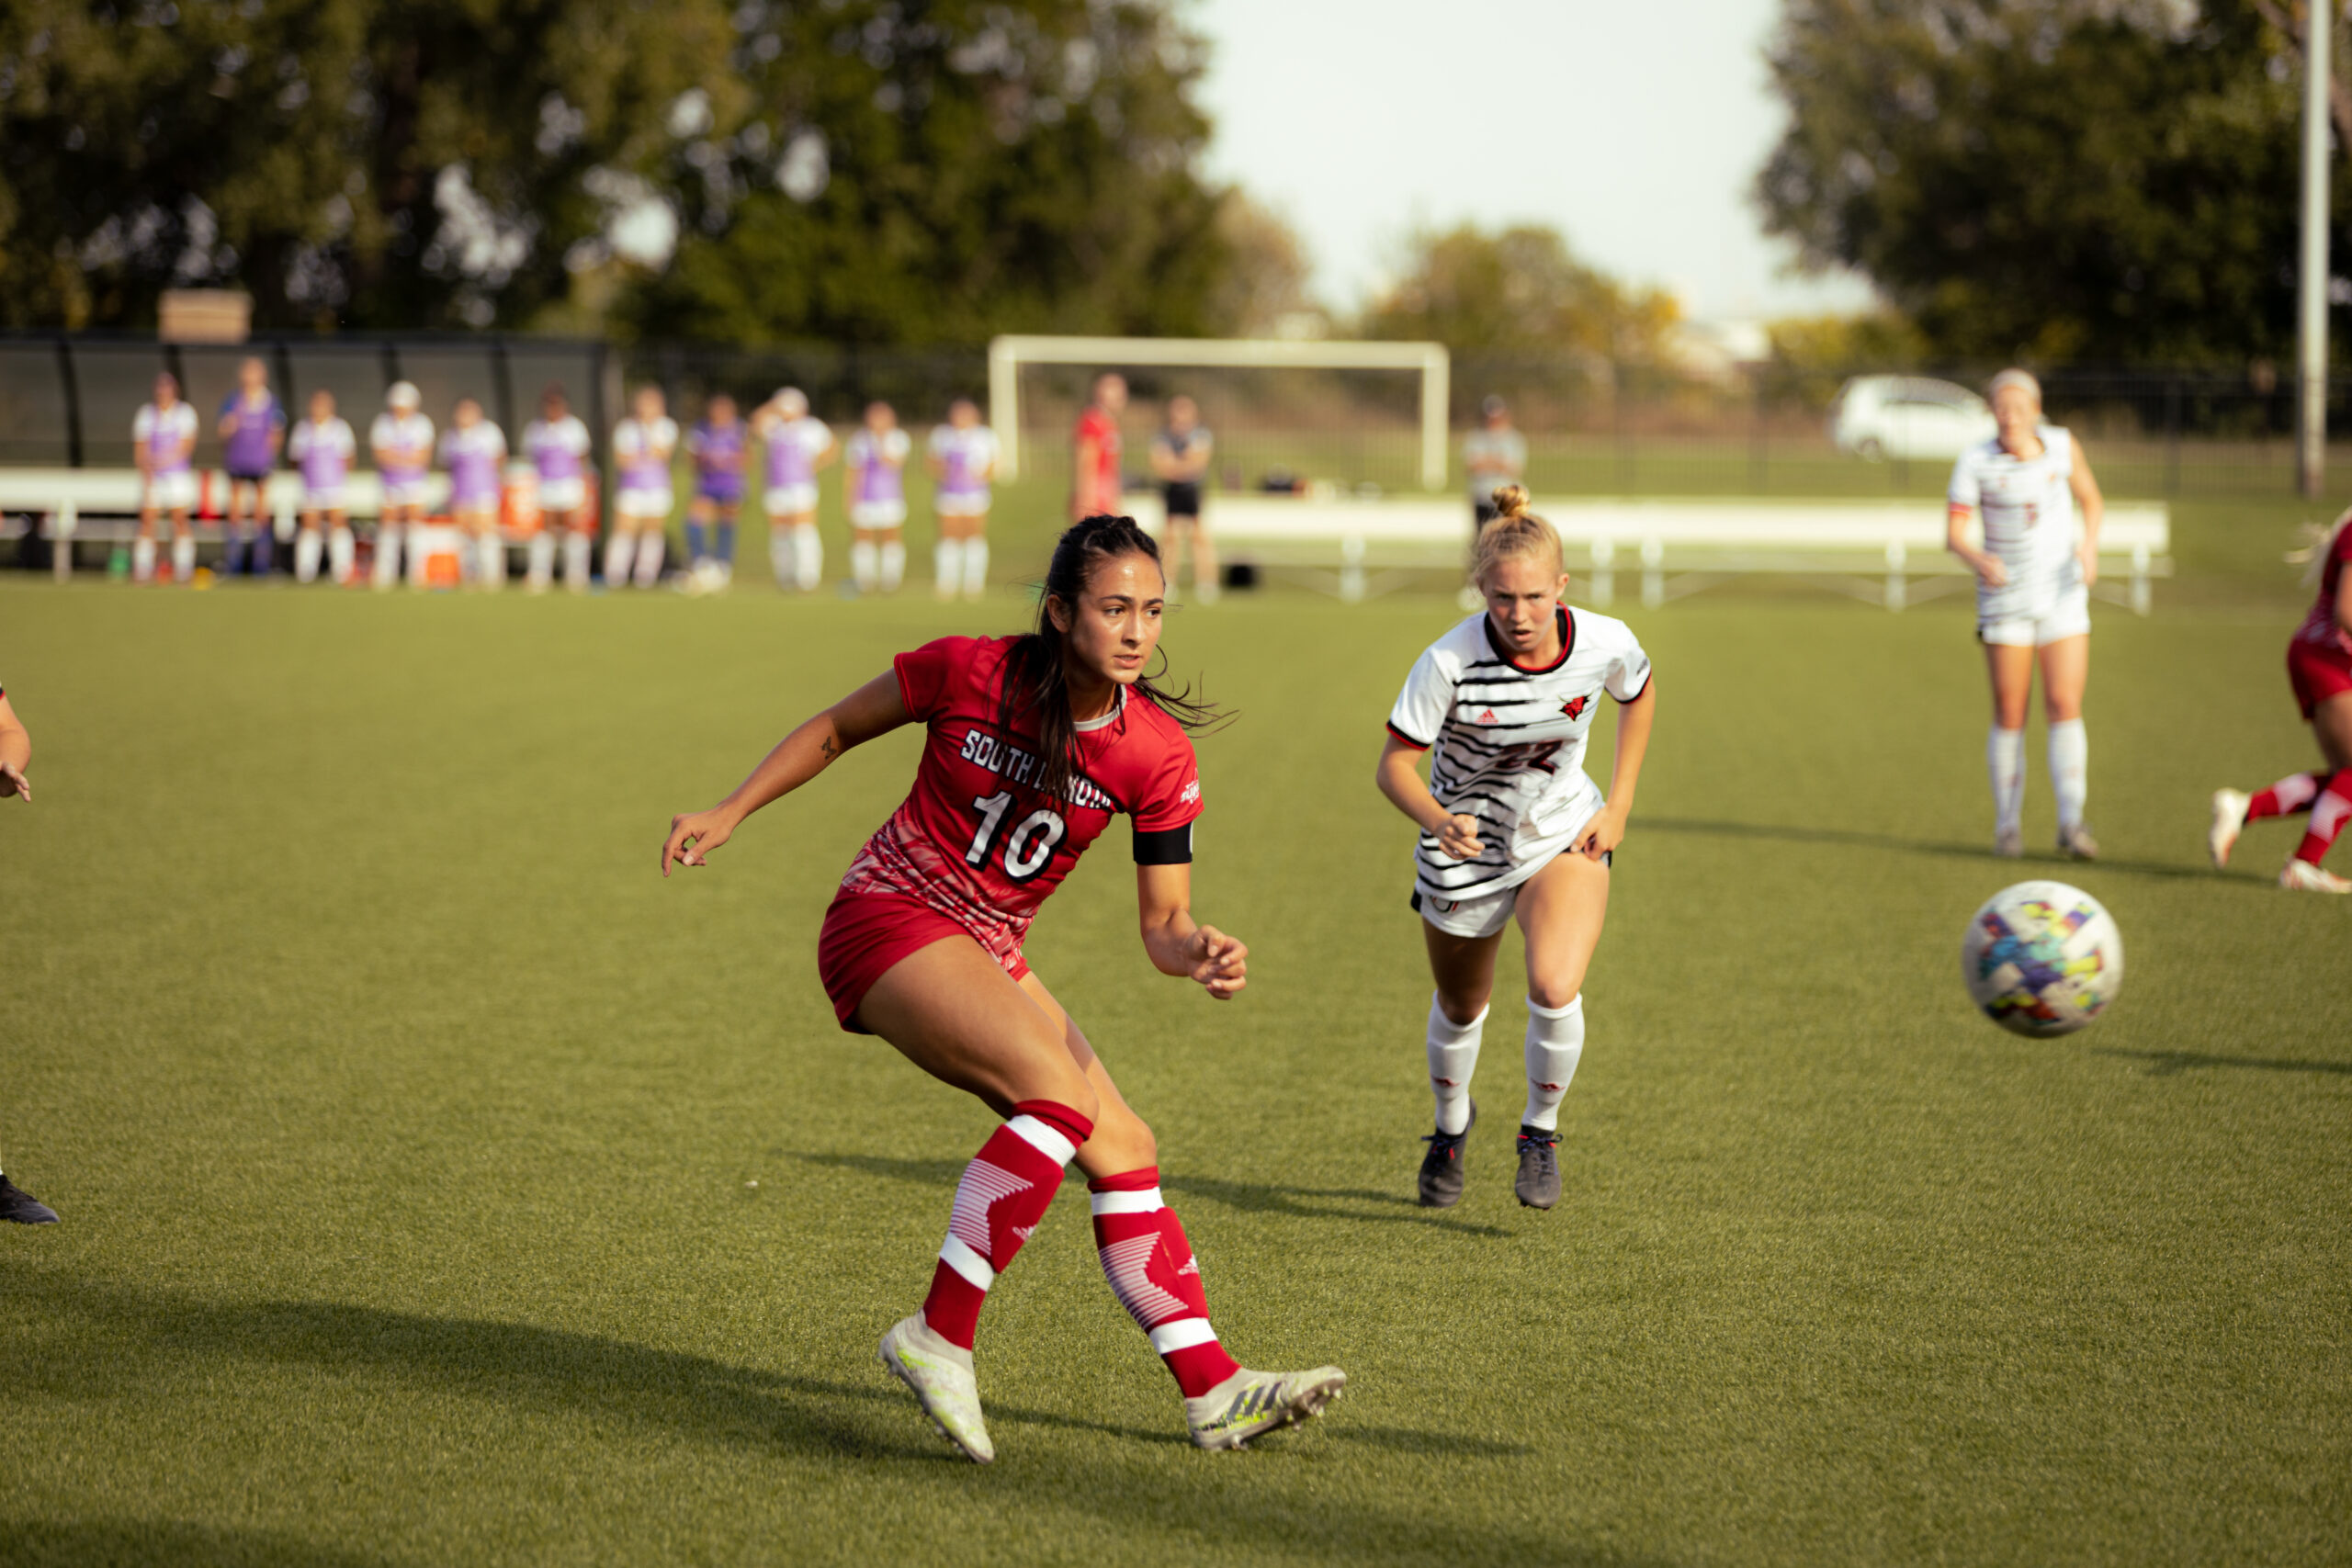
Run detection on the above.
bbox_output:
[1088,1168,1242,1398]
[2242,770,2352,867]
[2247,771,2326,822]
[919,1100,1092,1351]
[1521,995,1584,1132]
[1427,994,1486,1135]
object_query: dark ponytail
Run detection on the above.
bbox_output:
[997,513,1228,804]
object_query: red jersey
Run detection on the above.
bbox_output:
[840,636,1204,972]
[2298,520,2352,651]
[1073,406,1123,518]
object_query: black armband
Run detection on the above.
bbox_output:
[1132,823,1193,865]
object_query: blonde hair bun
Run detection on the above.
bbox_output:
[1471,486,1564,589]
[1490,483,1531,521]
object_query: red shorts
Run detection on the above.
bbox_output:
[815,888,1029,1033]
[2288,631,2352,719]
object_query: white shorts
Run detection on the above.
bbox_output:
[936,491,990,518]
[765,484,818,516]
[303,487,346,513]
[1979,582,2091,648]
[380,477,432,509]
[852,499,908,529]
[144,471,198,511]
[616,485,673,520]
[537,478,586,513]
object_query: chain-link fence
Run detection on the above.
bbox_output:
[6,331,2349,502]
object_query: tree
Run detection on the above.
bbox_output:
[1755,0,2352,365]
[0,0,736,331]
[618,0,1232,345]
[1358,223,1679,361]
[1205,192,1320,338]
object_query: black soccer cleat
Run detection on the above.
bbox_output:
[0,1174,58,1224]
[1418,1099,1476,1208]
[1513,1126,1560,1210]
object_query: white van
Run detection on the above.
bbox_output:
[1828,375,1996,461]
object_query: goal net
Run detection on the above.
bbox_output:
[987,335,1451,498]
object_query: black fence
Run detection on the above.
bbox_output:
[6,331,2349,502]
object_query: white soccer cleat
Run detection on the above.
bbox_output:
[2208,788,2250,868]
[1183,1365,1347,1451]
[1994,825,2023,859]
[2278,857,2352,894]
[878,1314,994,1463]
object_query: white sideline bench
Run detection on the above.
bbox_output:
[1143,494,2172,613]
[0,467,460,581]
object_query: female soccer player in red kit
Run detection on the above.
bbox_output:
[661,515,1344,1461]
[2209,506,2352,892]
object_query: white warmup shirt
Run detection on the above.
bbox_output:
[1385,606,1652,902]
[1948,423,2080,621]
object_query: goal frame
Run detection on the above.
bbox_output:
[986,334,1452,491]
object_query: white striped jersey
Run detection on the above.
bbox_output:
[1948,423,2080,618]
[1386,607,1652,900]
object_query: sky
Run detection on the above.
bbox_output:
[1188,0,1879,323]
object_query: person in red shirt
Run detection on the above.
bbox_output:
[1070,372,1126,522]
[661,514,1344,1461]
[2209,509,2352,892]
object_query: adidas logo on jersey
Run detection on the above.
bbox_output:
[1475,708,1498,724]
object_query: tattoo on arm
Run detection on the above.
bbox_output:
[819,736,839,763]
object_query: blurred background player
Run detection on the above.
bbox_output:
[1149,394,1216,604]
[1071,372,1126,523]
[684,392,748,592]
[368,382,435,591]
[131,372,198,584]
[756,388,835,591]
[524,385,594,593]
[844,400,910,595]
[0,680,55,1224]
[2209,506,2352,893]
[288,389,357,585]
[440,397,508,589]
[216,355,285,579]
[607,385,678,591]
[926,398,999,601]
[1375,488,1656,1212]
[1463,396,1527,529]
[661,516,1344,1461]
[1946,368,2105,860]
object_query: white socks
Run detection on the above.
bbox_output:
[329,526,355,584]
[562,532,593,592]
[633,532,664,587]
[132,537,157,582]
[604,531,637,588]
[1427,994,1487,1135]
[962,536,988,598]
[295,529,322,583]
[476,534,505,588]
[935,538,965,598]
[1988,726,2025,835]
[791,523,822,590]
[171,536,196,582]
[2048,718,2088,831]
[372,525,401,589]
[851,537,879,592]
[526,532,556,590]
[879,539,904,592]
[1521,995,1585,1132]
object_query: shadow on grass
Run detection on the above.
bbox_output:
[794,1153,1511,1236]
[0,1273,1647,1567]
[1642,815,2213,883]
[2095,1047,2352,1077]
[0,1520,390,1568]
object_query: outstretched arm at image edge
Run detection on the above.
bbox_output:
[1135,862,1247,999]
[0,693,29,801]
[661,672,910,874]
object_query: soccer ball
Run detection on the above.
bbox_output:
[1961,880,2125,1037]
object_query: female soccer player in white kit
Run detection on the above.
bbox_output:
[607,385,679,590]
[131,372,199,584]
[754,388,836,591]
[844,400,911,594]
[1946,369,2106,859]
[369,382,435,591]
[524,386,595,593]
[1375,488,1656,1211]
[926,399,999,600]
[439,398,508,587]
[289,389,358,584]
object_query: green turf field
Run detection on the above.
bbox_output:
[2,513,2347,1566]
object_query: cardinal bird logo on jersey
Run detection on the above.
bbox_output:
[1561,695,1589,719]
